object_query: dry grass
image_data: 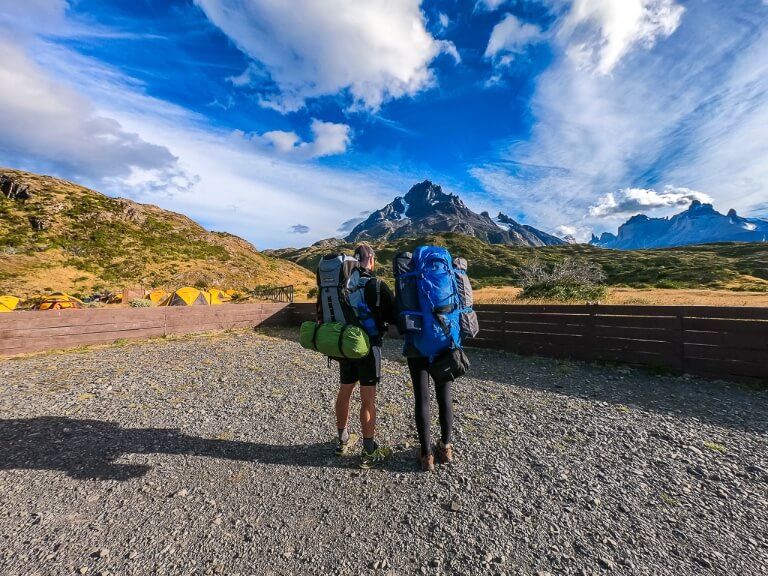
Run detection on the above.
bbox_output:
[474,286,768,306]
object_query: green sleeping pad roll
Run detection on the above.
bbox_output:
[299,321,371,359]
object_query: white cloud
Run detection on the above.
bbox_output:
[249,119,352,159]
[485,13,543,60]
[194,0,459,112]
[471,0,768,239]
[438,13,450,31]
[475,0,508,12]
[588,186,712,217]
[561,0,685,75]
[0,37,178,181]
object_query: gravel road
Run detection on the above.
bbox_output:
[1,328,766,576]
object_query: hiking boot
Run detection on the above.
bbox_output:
[335,433,358,456]
[436,441,454,464]
[420,453,435,472]
[360,445,392,469]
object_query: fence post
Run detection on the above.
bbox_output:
[677,310,685,374]
[586,303,597,361]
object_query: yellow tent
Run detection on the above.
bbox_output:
[0,296,20,313]
[36,292,84,311]
[160,287,209,306]
[207,288,232,305]
[147,289,168,305]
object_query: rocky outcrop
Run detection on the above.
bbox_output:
[1,174,31,201]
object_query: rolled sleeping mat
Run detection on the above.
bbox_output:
[299,321,371,359]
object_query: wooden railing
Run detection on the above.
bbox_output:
[471,304,768,382]
[0,303,290,357]
[251,285,294,303]
[290,302,768,382]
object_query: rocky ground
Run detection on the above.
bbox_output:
[0,328,766,576]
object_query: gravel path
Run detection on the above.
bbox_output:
[1,328,767,576]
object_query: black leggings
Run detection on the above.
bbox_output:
[407,357,453,456]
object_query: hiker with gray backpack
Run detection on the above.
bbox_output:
[299,244,396,469]
[394,246,479,471]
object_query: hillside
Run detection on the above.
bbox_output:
[0,169,314,297]
[270,233,768,292]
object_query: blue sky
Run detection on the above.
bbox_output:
[0,0,767,248]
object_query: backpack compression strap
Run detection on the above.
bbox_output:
[337,325,348,359]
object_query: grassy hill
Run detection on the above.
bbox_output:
[270,233,768,293]
[0,169,314,298]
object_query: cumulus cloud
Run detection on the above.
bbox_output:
[562,0,685,75]
[290,224,310,234]
[195,0,458,112]
[588,186,712,217]
[485,14,543,60]
[0,37,179,182]
[248,119,351,159]
[472,1,768,237]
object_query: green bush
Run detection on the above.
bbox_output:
[129,298,152,308]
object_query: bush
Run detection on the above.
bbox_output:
[307,287,318,299]
[129,298,152,308]
[517,257,607,302]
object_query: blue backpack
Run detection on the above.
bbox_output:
[393,246,477,359]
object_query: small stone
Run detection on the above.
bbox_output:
[127,551,138,560]
[429,558,440,567]
[449,500,461,512]
[79,568,88,575]
[174,489,189,498]
[694,557,712,568]
[598,557,614,570]
[93,548,110,559]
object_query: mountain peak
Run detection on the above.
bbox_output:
[344,180,563,246]
[591,201,768,250]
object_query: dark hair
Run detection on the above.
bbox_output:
[354,244,375,264]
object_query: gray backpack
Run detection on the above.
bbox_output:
[316,254,380,336]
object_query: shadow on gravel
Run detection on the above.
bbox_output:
[0,417,418,481]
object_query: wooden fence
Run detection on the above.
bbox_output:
[0,303,289,357]
[3,302,767,382]
[251,285,294,303]
[471,304,768,382]
[290,302,768,382]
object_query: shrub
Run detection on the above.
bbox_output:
[307,287,318,299]
[129,298,152,308]
[517,257,607,302]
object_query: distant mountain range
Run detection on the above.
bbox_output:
[591,200,768,250]
[344,180,564,247]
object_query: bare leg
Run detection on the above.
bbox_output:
[359,385,377,440]
[335,383,356,430]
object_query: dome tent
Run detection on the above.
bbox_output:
[207,288,232,305]
[0,296,20,312]
[35,292,84,310]
[161,287,209,306]
[147,289,168,305]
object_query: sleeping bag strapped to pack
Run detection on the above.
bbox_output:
[299,253,378,359]
[393,246,479,360]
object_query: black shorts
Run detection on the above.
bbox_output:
[339,346,381,386]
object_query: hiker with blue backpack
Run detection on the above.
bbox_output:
[299,244,396,469]
[394,247,479,471]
